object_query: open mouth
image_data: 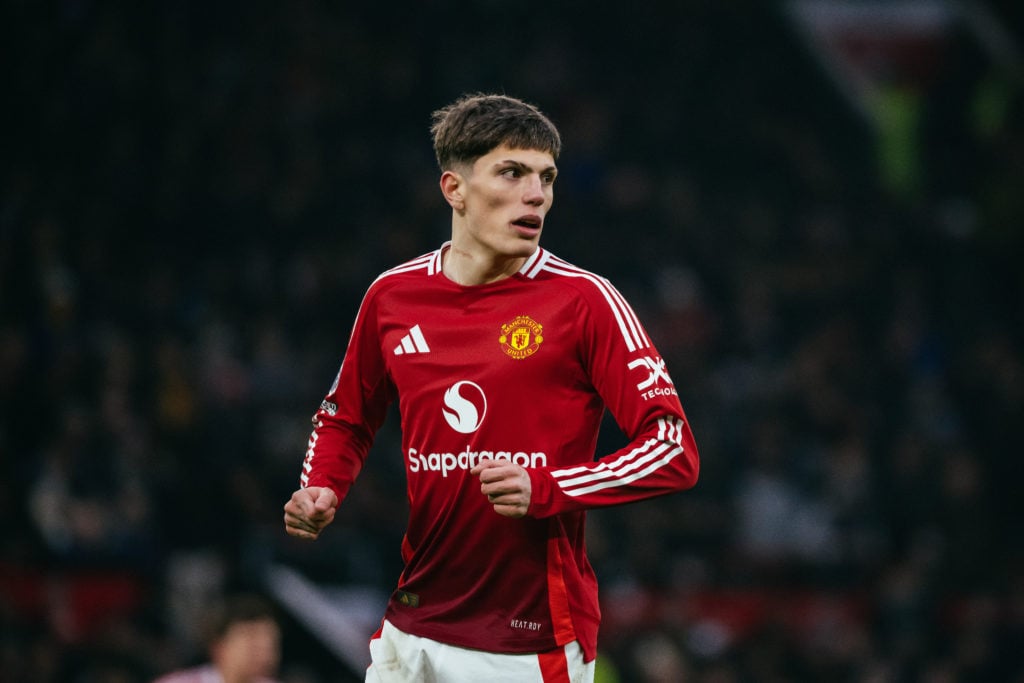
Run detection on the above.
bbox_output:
[512,215,542,231]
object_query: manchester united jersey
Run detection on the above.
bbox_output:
[300,243,699,661]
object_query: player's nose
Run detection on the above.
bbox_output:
[523,174,545,206]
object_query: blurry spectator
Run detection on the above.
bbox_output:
[153,593,282,683]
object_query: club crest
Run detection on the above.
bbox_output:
[499,315,544,359]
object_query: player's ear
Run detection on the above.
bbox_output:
[440,170,466,212]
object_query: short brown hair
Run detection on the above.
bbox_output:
[205,593,278,641]
[430,93,562,170]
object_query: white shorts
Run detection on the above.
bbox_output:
[365,619,595,683]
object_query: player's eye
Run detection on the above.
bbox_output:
[501,167,522,179]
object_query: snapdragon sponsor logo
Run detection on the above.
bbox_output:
[407,445,548,477]
[442,381,487,434]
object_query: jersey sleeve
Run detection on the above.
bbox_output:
[527,277,699,518]
[299,282,394,503]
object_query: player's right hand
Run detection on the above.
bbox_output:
[283,486,338,540]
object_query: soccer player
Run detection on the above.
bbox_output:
[283,93,699,682]
[154,593,283,683]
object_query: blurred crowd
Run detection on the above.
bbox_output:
[2,1,1023,681]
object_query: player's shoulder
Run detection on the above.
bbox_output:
[526,248,621,300]
[367,246,444,293]
[529,248,651,350]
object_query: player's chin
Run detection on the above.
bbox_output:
[503,235,541,258]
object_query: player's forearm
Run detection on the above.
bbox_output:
[526,414,698,518]
[300,416,373,502]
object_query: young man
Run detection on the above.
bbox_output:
[154,593,282,683]
[283,93,699,682]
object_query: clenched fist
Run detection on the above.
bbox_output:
[471,459,532,518]
[283,486,338,540]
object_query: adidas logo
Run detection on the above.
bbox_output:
[394,324,431,355]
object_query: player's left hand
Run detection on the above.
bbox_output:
[471,459,532,518]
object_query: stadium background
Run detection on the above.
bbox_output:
[2,1,1023,680]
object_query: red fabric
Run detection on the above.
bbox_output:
[538,647,571,682]
[546,535,578,647]
[302,244,699,661]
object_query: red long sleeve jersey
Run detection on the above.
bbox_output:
[301,244,699,662]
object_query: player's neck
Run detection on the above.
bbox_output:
[442,242,524,286]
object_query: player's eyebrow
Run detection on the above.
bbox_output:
[495,159,558,176]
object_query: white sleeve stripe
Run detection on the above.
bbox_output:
[561,448,683,497]
[543,258,635,339]
[551,416,686,492]
[554,441,668,484]
[551,437,660,478]
[547,256,649,349]
[596,272,648,349]
[385,252,434,272]
[370,249,439,286]
[519,247,547,277]
[540,262,648,352]
[374,259,432,283]
[548,254,643,331]
[658,416,686,447]
[554,441,674,488]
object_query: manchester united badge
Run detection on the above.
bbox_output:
[499,315,544,359]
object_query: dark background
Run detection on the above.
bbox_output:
[2,1,1023,681]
